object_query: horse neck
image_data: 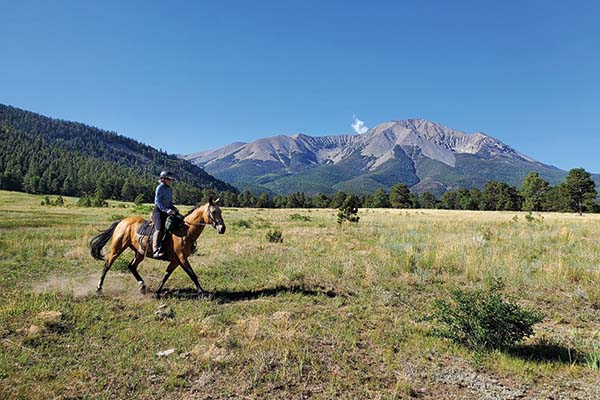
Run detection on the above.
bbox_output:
[184,204,208,238]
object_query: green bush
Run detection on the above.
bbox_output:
[77,196,92,207]
[266,228,283,243]
[289,213,311,222]
[232,219,252,228]
[431,284,544,350]
[77,194,107,208]
[337,195,360,225]
[41,195,65,206]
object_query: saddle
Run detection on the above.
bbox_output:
[135,220,168,258]
[137,220,155,237]
[135,216,187,259]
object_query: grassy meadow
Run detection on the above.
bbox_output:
[1,190,600,399]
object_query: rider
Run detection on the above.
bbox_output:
[153,171,178,258]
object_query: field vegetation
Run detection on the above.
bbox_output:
[1,190,600,399]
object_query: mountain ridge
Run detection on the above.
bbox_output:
[184,119,571,196]
[0,104,237,202]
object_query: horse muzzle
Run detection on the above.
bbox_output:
[216,224,226,234]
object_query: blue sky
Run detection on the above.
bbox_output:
[2,1,599,172]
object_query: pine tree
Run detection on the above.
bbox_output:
[564,168,597,215]
[255,193,272,208]
[480,181,522,211]
[389,184,411,208]
[519,172,550,211]
[371,188,390,208]
[439,190,460,209]
[420,192,437,209]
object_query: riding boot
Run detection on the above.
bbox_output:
[152,231,164,259]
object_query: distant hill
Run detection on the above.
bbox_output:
[0,104,236,203]
[185,119,579,196]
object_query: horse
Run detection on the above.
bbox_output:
[89,197,226,297]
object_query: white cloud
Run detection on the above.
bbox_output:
[351,115,369,134]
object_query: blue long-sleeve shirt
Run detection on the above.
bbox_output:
[154,183,174,213]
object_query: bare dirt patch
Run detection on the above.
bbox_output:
[32,272,153,303]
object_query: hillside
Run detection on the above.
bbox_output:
[0,104,236,203]
[185,119,570,196]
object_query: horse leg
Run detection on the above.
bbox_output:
[180,259,204,295]
[97,247,125,293]
[127,252,147,294]
[96,227,131,293]
[155,260,179,297]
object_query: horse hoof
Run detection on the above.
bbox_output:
[95,287,103,295]
[198,291,213,300]
[139,283,147,295]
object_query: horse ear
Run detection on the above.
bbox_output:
[208,196,214,206]
[215,197,221,205]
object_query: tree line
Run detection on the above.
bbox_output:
[1,105,597,213]
[184,168,597,214]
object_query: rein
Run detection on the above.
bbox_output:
[185,221,211,227]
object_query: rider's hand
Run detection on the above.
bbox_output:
[167,209,175,216]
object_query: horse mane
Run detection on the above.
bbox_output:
[184,203,207,218]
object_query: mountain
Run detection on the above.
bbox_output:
[184,119,571,196]
[0,104,236,202]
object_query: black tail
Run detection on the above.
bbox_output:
[90,220,121,260]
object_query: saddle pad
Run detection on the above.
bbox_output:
[136,220,155,237]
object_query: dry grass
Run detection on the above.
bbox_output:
[1,191,599,399]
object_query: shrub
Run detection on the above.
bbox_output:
[90,195,108,207]
[77,196,92,207]
[41,196,64,206]
[77,194,107,208]
[289,213,311,222]
[337,195,360,225]
[431,284,544,350]
[266,228,283,243]
[525,211,544,223]
[232,219,252,228]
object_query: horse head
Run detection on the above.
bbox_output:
[206,197,226,234]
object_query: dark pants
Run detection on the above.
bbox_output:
[152,207,168,238]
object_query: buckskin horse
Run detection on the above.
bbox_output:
[90,198,226,296]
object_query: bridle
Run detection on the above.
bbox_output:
[184,206,221,229]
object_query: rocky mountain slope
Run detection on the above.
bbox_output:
[185,119,567,195]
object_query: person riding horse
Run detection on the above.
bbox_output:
[153,171,179,258]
